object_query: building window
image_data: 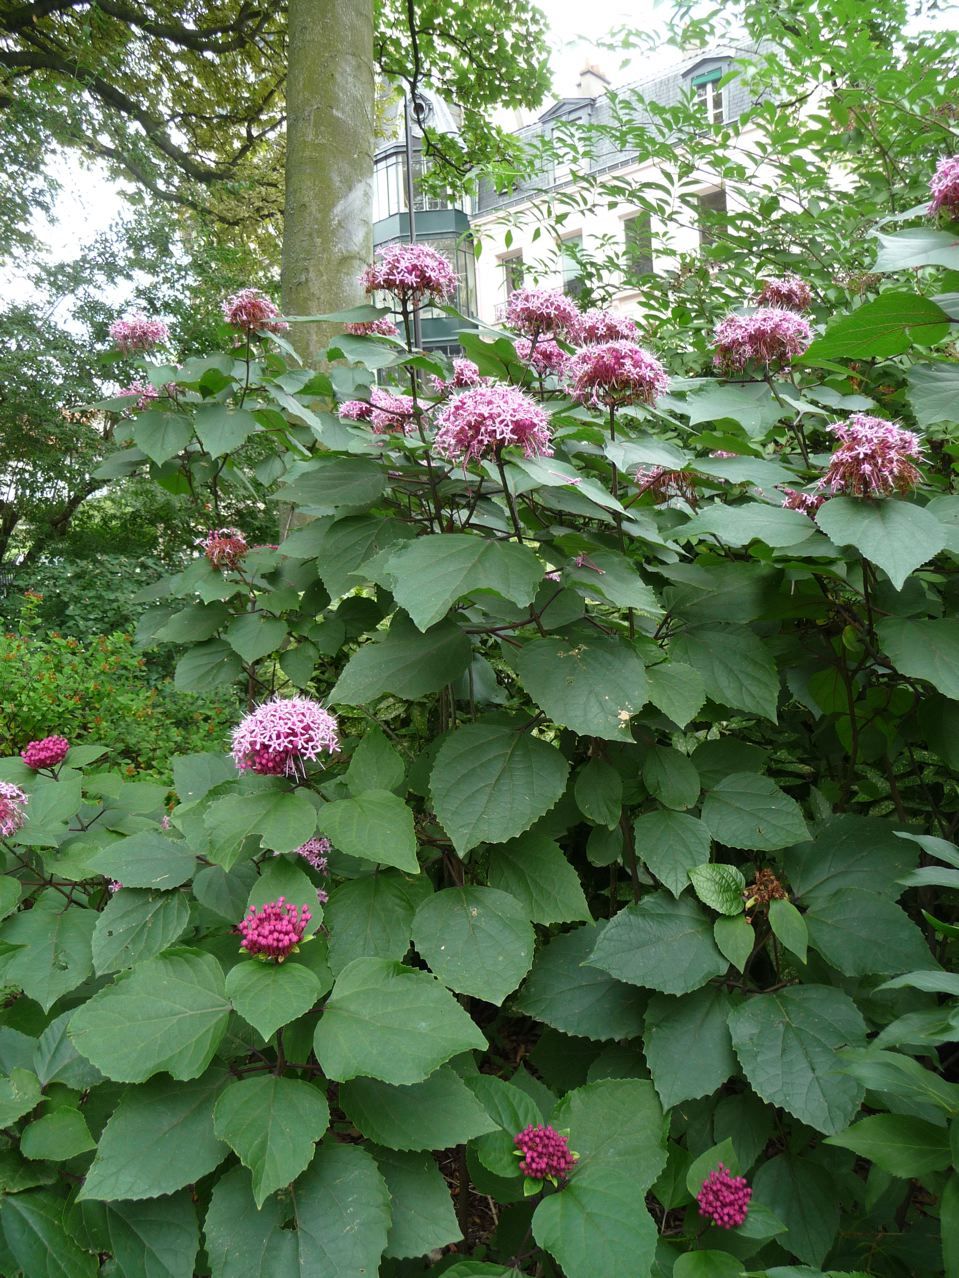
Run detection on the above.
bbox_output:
[373,149,451,223]
[698,189,727,249]
[692,69,725,124]
[623,213,654,282]
[502,254,524,299]
[561,234,584,298]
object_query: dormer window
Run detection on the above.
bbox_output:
[692,67,725,124]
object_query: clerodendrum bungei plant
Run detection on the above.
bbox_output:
[2,166,959,1277]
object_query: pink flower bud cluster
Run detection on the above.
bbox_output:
[117,380,160,411]
[697,1163,751,1229]
[515,337,571,379]
[201,528,249,571]
[340,386,417,435]
[21,736,69,770]
[0,782,28,838]
[929,155,959,219]
[238,897,310,961]
[819,414,923,498]
[574,308,637,344]
[756,275,812,311]
[635,466,698,505]
[231,696,339,778]
[222,289,289,334]
[361,243,458,306]
[344,316,400,337]
[109,313,170,355]
[514,1125,577,1181]
[780,487,825,516]
[434,385,553,463]
[567,341,669,409]
[429,357,483,396]
[506,287,581,338]
[712,309,812,373]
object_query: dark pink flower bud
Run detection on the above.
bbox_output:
[222,289,289,334]
[200,528,249,570]
[513,1124,578,1181]
[21,736,69,770]
[238,896,311,961]
[697,1163,751,1229]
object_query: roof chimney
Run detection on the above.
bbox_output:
[577,62,611,99]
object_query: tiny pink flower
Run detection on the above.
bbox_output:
[929,155,959,219]
[429,357,483,395]
[340,387,416,434]
[574,308,638,344]
[161,813,172,831]
[21,736,69,770]
[117,380,160,411]
[697,1163,751,1230]
[712,309,812,373]
[781,487,825,516]
[819,414,923,498]
[506,287,581,338]
[231,696,339,778]
[339,399,375,422]
[238,897,311,962]
[0,782,28,838]
[201,528,249,571]
[514,1125,577,1181]
[344,316,400,337]
[515,337,571,378]
[222,289,289,334]
[276,836,332,904]
[361,243,457,306]
[109,313,169,355]
[107,880,123,894]
[434,385,553,463]
[567,340,669,409]
[756,275,812,311]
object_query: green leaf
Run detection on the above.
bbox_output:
[133,411,193,465]
[587,892,728,995]
[313,956,486,1084]
[874,226,959,271]
[907,361,959,427]
[1,891,96,1011]
[643,746,701,811]
[487,832,590,924]
[671,625,779,721]
[79,1071,228,1200]
[84,831,196,890]
[386,533,543,630]
[345,729,405,796]
[225,959,324,1041]
[683,502,816,548]
[644,987,737,1108]
[673,1252,746,1278]
[880,970,959,996]
[174,640,243,692]
[69,950,230,1083]
[752,1154,839,1267]
[877,617,959,699]
[276,455,386,513]
[514,636,648,740]
[292,514,417,596]
[340,1067,496,1151]
[411,886,534,1004]
[701,773,809,852]
[204,789,317,867]
[0,1068,41,1125]
[192,862,257,921]
[804,887,931,976]
[375,1146,461,1259]
[204,1167,290,1278]
[634,809,712,897]
[768,899,808,963]
[801,291,951,360]
[21,1108,95,1161]
[688,863,746,915]
[714,915,754,972]
[514,923,648,1041]
[533,1165,658,1278]
[728,986,866,1134]
[574,758,622,828]
[324,871,421,975]
[816,498,947,592]
[464,1074,543,1177]
[92,889,191,974]
[431,723,569,854]
[0,1190,97,1278]
[838,1047,959,1114]
[193,403,257,457]
[34,1012,102,1090]
[331,613,472,703]
[224,613,288,664]
[646,661,706,727]
[77,1194,199,1278]
[790,815,917,903]
[171,754,235,804]
[942,1173,959,1278]
[319,790,418,872]
[566,548,662,614]
[825,1114,951,1177]
[213,1075,330,1207]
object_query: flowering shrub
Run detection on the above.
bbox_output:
[2,169,959,1278]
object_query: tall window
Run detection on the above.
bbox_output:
[698,189,727,249]
[692,69,725,124]
[561,234,584,298]
[623,213,654,282]
[502,254,524,299]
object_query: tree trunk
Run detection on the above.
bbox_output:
[281,0,375,364]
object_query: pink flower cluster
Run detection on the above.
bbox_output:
[820,414,923,498]
[284,836,332,903]
[201,528,249,571]
[108,880,123,894]
[506,287,580,338]
[361,243,458,306]
[635,466,698,505]
[568,340,669,408]
[781,487,825,516]
[344,316,399,337]
[574,308,637,344]
[697,1164,751,1229]
[109,313,169,355]
[756,275,812,311]
[515,337,571,378]
[21,736,69,770]
[231,696,339,778]
[222,289,288,334]
[712,309,812,373]
[118,380,160,411]
[429,357,483,396]
[0,782,28,838]
[434,385,553,463]
[238,897,310,962]
[340,386,416,435]
[514,1125,577,1181]
[929,155,959,219]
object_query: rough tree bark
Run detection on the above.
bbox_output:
[281,0,376,364]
